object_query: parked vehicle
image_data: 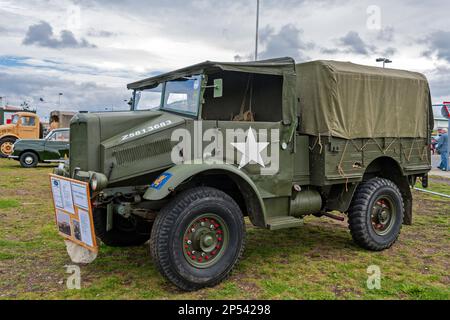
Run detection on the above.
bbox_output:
[54,58,433,291]
[49,111,76,131]
[0,111,75,158]
[0,112,42,158]
[0,106,35,125]
[10,128,70,168]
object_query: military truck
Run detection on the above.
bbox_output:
[55,58,433,291]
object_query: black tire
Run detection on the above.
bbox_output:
[150,187,246,291]
[19,152,39,168]
[0,137,17,158]
[348,177,404,251]
[93,207,152,247]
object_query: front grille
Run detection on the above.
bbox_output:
[112,139,172,166]
[70,121,88,173]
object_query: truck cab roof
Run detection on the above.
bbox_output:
[13,112,38,118]
[127,57,296,90]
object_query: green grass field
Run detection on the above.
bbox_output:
[0,158,448,300]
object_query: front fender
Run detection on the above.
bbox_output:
[0,134,19,140]
[144,163,266,225]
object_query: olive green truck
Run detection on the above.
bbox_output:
[55,58,433,291]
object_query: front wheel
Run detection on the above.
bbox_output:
[19,152,39,168]
[0,137,16,158]
[150,187,246,291]
[348,177,404,251]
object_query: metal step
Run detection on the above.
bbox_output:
[266,216,304,231]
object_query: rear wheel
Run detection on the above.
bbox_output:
[150,187,246,291]
[348,177,404,251]
[0,137,16,158]
[93,208,152,247]
[19,152,39,168]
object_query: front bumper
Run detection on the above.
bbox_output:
[8,155,19,160]
[54,164,109,193]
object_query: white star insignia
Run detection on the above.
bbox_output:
[231,127,269,169]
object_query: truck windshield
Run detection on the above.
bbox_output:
[134,84,164,111]
[11,115,19,124]
[161,75,202,116]
[134,75,202,117]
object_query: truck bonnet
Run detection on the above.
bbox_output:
[69,110,186,183]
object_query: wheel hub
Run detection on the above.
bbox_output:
[183,214,229,268]
[371,197,396,235]
[0,142,13,155]
[25,156,34,165]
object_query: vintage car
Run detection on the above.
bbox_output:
[9,128,70,168]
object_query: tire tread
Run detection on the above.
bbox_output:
[150,187,246,291]
[348,177,404,251]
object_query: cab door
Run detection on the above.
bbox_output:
[19,115,39,139]
[44,130,70,160]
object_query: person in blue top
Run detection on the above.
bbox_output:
[437,130,448,171]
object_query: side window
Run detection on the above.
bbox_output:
[47,133,56,141]
[57,131,70,142]
[49,132,69,142]
[21,116,36,127]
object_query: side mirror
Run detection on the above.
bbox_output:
[213,79,223,98]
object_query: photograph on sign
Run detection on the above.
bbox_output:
[72,219,82,241]
[56,211,72,237]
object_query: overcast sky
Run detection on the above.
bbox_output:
[0,0,449,119]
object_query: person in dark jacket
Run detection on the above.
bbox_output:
[437,131,449,171]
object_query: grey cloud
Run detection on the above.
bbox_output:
[320,48,339,55]
[377,27,395,42]
[423,31,450,63]
[259,25,275,43]
[234,54,254,62]
[23,21,95,49]
[259,24,313,61]
[321,31,396,58]
[338,31,375,55]
[87,29,117,38]
[428,66,450,101]
[0,71,129,115]
[382,47,397,57]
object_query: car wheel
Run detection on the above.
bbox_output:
[19,152,39,168]
[348,177,404,251]
[0,137,16,158]
[150,187,246,291]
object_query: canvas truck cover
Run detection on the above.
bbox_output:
[128,57,298,125]
[296,60,433,140]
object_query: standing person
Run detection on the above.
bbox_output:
[437,130,449,171]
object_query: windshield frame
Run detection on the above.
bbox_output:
[132,74,203,118]
[45,130,56,141]
[45,130,70,141]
